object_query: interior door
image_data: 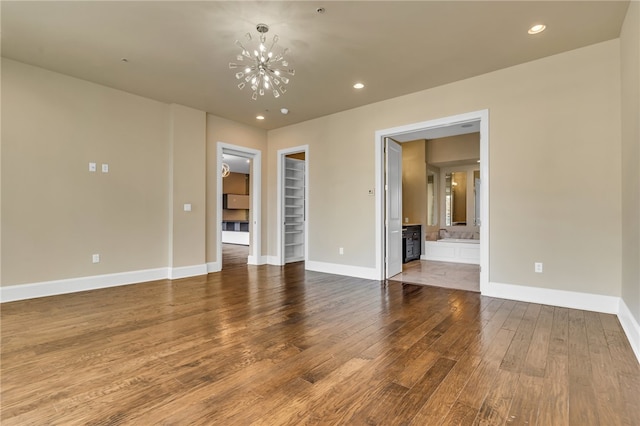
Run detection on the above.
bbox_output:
[284,157,305,263]
[385,138,402,278]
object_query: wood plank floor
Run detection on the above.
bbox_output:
[1,262,639,425]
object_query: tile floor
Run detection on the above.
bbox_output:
[389,259,480,292]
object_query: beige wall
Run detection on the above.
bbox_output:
[1,59,171,285]
[168,104,206,268]
[427,133,480,165]
[267,39,622,297]
[205,115,267,263]
[1,32,631,305]
[268,115,376,266]
[401,140,427,227]
[620,1,640,323]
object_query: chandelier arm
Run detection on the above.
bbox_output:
[231,23,293,100]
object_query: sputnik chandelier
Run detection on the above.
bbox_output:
[229,23,295,100]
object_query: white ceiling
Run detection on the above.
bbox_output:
[223,154,251,175]
[1,1,629,130]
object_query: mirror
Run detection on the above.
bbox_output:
[427,169,437,226]
[445,171,467,226]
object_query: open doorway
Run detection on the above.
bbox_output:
[375,110,489,293]
[276,145,309,265]
[391,133,481,291]
[216,142,262,270]
[220,154,251,269]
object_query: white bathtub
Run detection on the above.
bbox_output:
[423,239,480,264]
[437,238,479,244]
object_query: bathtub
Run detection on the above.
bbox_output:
[437,238,479,244]
[423,238,480,264]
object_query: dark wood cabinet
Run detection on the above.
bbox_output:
[402,224,422,263]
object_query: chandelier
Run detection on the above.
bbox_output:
[229,23,295,100]
[221,162,230,178]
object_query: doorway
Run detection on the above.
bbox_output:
[216,142,262,270]
[276,145,309,265]
[375,110,489,292]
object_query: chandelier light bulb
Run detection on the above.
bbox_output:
[229,23,295,100]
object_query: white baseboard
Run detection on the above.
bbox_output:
[266,255,282,266]
[168,264,207,280]
[221,231,250,245]
[207,261,221,273]
[482,281,620,314]
[305,260,378,280]
[618,298,640,363]
[248,255,266,265]
[0,267,168,303]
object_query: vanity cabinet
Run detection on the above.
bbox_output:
[402,224,422,263]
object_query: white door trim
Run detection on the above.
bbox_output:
[276,145,309,265]
[216,142,263,268]
[374,109,490,290]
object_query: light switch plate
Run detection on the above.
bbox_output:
[89,162,96,172]
[101,164,109,173]
[184,203,192,212]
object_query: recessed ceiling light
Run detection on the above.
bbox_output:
[280,108,289,115]
[528,24,546,35]
[246,159,250,163]
[353,82,364,89]
[256,115,265,120]
[120,58,129,63]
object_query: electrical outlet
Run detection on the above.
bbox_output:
[339,247,344,255]
[534,262,543,273]
[101,163,109,173]
[92,254,100,263]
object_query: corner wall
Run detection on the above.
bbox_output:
[1,59,171,286]
[620,1,640,359]
[267,40,622,299]
[205,115,267,265]
[168,104,207,277]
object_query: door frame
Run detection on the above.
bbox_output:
[374,109,490,291]
[216,142,262,268]
[276,145,309,265]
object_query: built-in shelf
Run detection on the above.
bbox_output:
[284,157,305,263]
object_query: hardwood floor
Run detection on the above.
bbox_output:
[1,262,639,425]
[222,243,250,269]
